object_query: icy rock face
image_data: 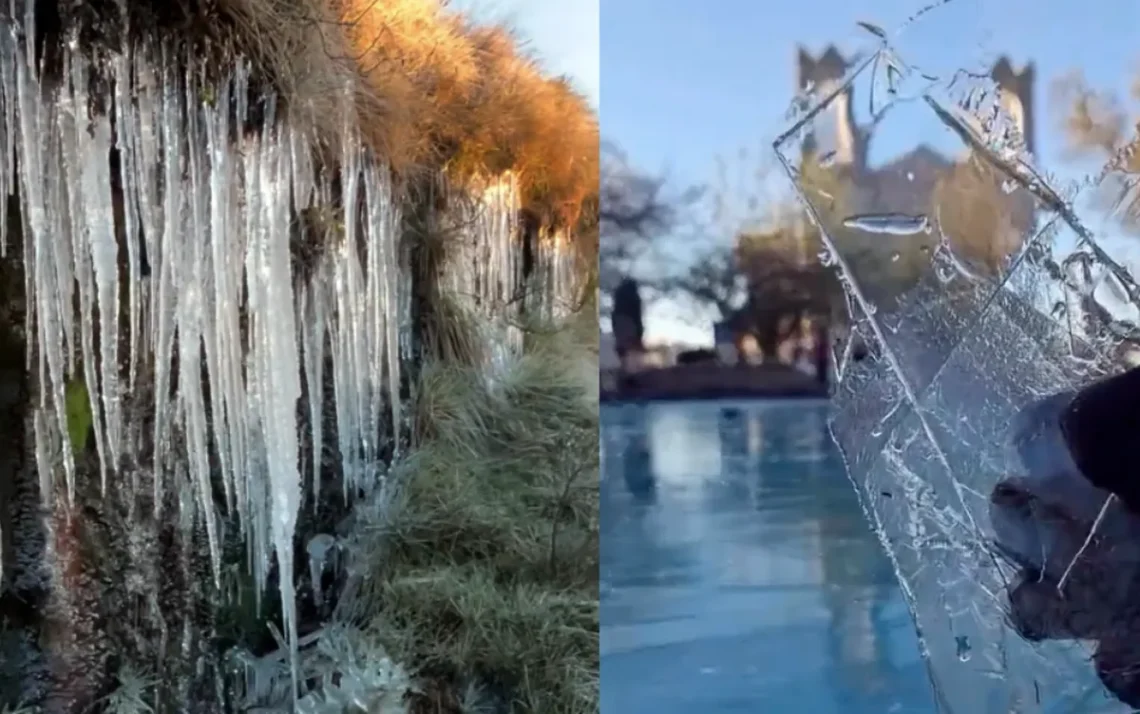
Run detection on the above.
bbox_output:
[778,20,1140,714]
[0,12,417,701]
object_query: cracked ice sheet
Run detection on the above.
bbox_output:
[777,39,1140,714]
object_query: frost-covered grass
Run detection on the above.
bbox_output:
[207,308,598,714]
[339,312,599,714]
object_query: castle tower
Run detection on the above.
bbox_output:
[990,57,1036,157]
[796,45,862,168]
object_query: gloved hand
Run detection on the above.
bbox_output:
[991,366,1140,708]
[1060,365,1140,512]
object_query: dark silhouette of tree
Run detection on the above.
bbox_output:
[611,277,645,361]
[598,143,701,320]
[656,246,746,322]
[736,234,839,357]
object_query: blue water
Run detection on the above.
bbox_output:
[600,400,941,714]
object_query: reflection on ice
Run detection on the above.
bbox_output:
[601,402,936,714]
[776,24,1140,714]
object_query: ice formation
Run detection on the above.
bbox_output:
[0,17,421,698]
[532,228,585,322]
[778,32,1140,714]
[444,174,525,374]
[441,175,584,375]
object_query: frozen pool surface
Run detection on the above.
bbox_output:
[600,400,941,714]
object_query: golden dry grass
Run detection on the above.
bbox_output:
[217,0,599,230]
[43,0,596,232]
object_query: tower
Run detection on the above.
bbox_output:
[795,45,864,169]
[990,57,1036,157]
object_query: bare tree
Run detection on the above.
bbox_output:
[655,245,746,321]
[598,142,700,317]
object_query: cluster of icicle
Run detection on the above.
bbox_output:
[442,176,583,377]
[443,175,525,375]
[0,12,410,696]
[532,228,583,321]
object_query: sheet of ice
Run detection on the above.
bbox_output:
[776,31,1140,714]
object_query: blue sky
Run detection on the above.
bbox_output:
[602,0,1140,345]
[449,0,600,107]
[455,0,1140,345]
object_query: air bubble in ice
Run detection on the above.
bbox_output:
[842,212,930,236]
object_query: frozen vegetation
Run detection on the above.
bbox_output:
[0,0,598,712]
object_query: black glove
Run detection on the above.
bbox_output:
[992,366,1140,708]
[1060,365,1140,512]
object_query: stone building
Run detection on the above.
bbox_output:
[792,44,1039,276]
[721,45,1041,368]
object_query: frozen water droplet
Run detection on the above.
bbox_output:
[1002,179,1016,194]
[906,171,915,182]
[306,533,337,607]
[890,251,901,262]
[842,213,930,236]
[955,635,972,662]
[817,247,836,267]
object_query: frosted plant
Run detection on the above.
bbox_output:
[102,666,157,714]
[229,625,410,713]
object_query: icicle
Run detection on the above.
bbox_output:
[300,268,328,508]
[73,65,123,480]
[362,162,402,454]
[113,49,144,393]
[18,42,76,502]
[0,28,12,257]
[152,50,185,513]
[59,56,109,466]
[177,67,223,585]
[332,130,366,495]
[253,118,304,702]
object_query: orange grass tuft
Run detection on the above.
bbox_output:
[328,0,598,230]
